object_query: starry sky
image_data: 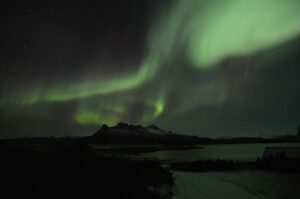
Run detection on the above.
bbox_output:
[1,0,300,138]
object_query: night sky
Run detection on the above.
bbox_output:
[1,0,300,138]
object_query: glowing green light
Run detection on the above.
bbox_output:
[187,0,300,67]
[74,111,102,125]
[74,111,119,126]
[2,0,299,131]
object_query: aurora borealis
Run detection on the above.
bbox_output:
[1,0,300,138]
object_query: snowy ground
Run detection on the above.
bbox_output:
[173,171,300,199]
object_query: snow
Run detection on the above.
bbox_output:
[146,127,167,135]
[173,171,300,199]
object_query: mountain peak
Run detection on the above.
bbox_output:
[147,125,161,130]
[89,123,201,145]
[115,122,129,128]
[92,123,168,138]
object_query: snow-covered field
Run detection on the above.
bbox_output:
[173,171,300,199]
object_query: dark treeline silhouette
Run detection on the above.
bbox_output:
[0,141,174,199]
[169,155,300,173]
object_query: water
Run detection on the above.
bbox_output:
[138,143,300,162]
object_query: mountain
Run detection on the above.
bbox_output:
[88,122,201,145]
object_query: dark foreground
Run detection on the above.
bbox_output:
[1,139,300,199]
[0,142,174,199]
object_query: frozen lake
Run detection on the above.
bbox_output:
[97,143,300,198]
[139,143,300,162]
[173,171,300,199]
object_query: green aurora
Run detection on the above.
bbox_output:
[1,0,300,137]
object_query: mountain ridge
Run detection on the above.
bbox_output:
[89,122,200,145]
